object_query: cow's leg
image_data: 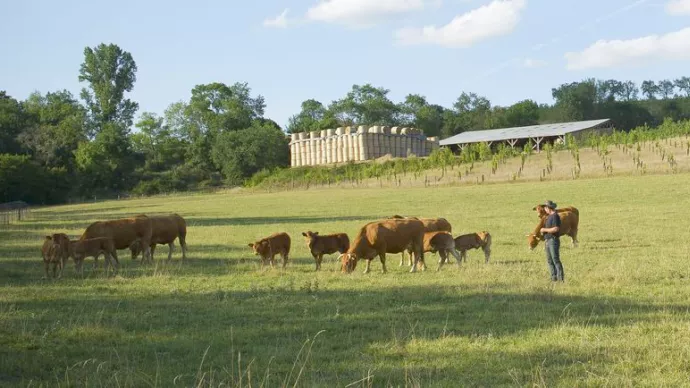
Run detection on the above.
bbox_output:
[449,248,463,267]
[167,242,174,261]
[379,253,387,274]
[43,261,49,279]
[315,254,322,271]
[282,250,288,268]
[399,252,405,267]
[179,235,188,260]
[571,229,579,248]
[437,250,447,271]
[363,259,372,274]
[111,250,120,274]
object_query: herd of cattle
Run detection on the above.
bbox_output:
[39,205,580,278]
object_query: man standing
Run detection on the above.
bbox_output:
[540,200,564,282]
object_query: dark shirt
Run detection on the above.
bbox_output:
[544,212,561,240]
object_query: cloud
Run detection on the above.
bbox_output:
[564,27,690,70]
[263,9,290,28]
[306,0,439,28]
[394,0,526,48]
[666,0,690,15]
[522,58,547,68]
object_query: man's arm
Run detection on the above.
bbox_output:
[540,215,560,234]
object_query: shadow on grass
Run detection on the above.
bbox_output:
[0,283,686,386]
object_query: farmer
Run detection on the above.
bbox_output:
[540,200,564,282]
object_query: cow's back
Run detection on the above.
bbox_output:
[80,215,152,250]
[368,218,425,253]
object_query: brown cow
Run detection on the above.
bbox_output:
[533,205,578,218]
[390,215,453,267]
[69,237,120,276]
[248,232,291,269]
[80,215,153,263]
[527,210,579,250]
[50,232,71,271]
[339,218,425,274]
[129,214,187,262]
[302,231,350,271]
[453,231,492,263]
[416,231,463,271]
[41,236,63,279]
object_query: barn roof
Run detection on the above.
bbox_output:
[439,118,611,146]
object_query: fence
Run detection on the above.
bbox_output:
[0,201,31,225]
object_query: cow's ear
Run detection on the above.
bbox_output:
[302,232,307,237]
[45,236,52,240]
[248,243,254,247]
[314,232,318,236]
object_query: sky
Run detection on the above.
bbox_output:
[2,0,690,131]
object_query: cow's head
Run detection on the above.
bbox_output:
[302,231,318,248]
[525,233,542,250]
[338,253,358,273]
[477,231,492,260]
[129,239,144,260]
[533,205,548,218]
[248,240,271,257]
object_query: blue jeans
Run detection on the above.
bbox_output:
[545,238,564,281]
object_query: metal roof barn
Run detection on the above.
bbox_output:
[439,118,612,151]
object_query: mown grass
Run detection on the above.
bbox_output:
[2,173,690,387]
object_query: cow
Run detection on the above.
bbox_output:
[533,204,578,219]
[415,231,463,271]
[339,218,426,274]
[248,232,291,269]
[80,215,153,264]
[301,231,350,271]
[50,232,71,272]
[390,215,453,267]
[453,231,492,264]
[69,237,120,276]
[41,236,63,279]
[527,209,579,250]
[129,214,187,262]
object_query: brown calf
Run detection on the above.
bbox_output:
[248,232,291,269]
[390,215,453,267]
[69,237,120,276]
[80,215,153,263]
[41,236,63,279]
[302,231,350,271]
[416,231,463,271]
[453,231,492,264]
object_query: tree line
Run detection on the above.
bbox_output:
[1,42,689,205]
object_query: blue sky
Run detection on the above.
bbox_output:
[2,0,690,130]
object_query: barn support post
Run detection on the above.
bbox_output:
[532,137,544,152]
[507,139,518,149]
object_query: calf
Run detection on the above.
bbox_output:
[41,236,63,279]
[130,214,188,262]
[248,232,291,269]
[453,231,492,264]
[417,231,463,271]
[340,218,425,274]
[69,237,120,276]
[302,231,350,271]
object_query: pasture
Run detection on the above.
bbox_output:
[1,172,690,387]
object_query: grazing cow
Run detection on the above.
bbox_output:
[415,231,463,271]
[453,231,492,264]
[69,237,120,276]
[339,218,425,274]
[390,215,453,267]
[80,215,153,263]
[248,232,291,269]
[50,233,71,271]
[129,214,187,262]
[533,205,578,219]
[301,231,350,271]
[41,236,63,279]
[527,210,579,250]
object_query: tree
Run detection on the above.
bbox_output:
[286,99,337,133]
[619,81,639,101]
[329,84,399,126]
[658,80,675,99]
[441,92,492,136]
[641,80,659,100]
[503,99,540,127]
[18,90,87,169]
[551,79,597,121]
[78,43,138,135]
[0,91,27,154]
[186,82,265,135]
[211,123,290,185]
[674,77,690,97]
[596,79,624,102]
[397,94,445,136]
[131,112,187,172]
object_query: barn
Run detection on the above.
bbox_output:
[439,118,613,153]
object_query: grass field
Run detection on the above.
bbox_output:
[2,171,690,387]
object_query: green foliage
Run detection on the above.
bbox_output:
[0,154,70,204]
